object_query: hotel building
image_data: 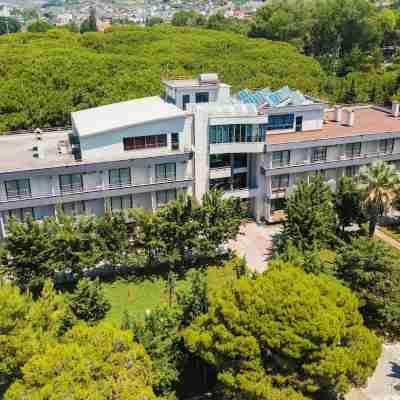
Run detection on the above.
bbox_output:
[1,73,400,237]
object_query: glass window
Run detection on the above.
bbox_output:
[59,174,83,193]
[7,207,34,222]
[156,163,176,182]
[208,124,256,144]
[345,142,362,158]
[209,177,231,191]
[108,195,132,211]
[234,154,247,169]
[345,166,359,177]
[311,147,327,162]
[123,135,167,151]
[195,92,209,103]
[271,174,289,190]
[379,139,395,154]
[210,154,231,169]
[5,179,31,200]
[272,151,291,167]
[182,95,190,110]
[266,114,294,131]
[156,189,176,207]
[109,168,131,187]
[233,173,247,189]
[62,201,85,216]
[171,133,179,150]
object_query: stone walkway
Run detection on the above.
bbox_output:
[228,222,282,272]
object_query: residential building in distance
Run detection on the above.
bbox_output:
[1,73,400,237]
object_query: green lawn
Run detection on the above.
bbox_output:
[103,261,237,326]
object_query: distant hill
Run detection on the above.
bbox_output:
[0,25,327,132]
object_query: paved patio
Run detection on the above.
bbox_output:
[228,222,282,272]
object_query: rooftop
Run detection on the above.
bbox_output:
[71,96,187,137]
[267,106,400,146]
[163,73,230,89]
[0,130,76,174]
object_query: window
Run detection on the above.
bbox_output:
[156,189,176,207]
[272,150,291,168]
[234,154,248,169]
[311,147,327,162]
[123,135,167,151]
[379,139,395,154]
[209,124,257,144]
[345,142,362,158]
[62,201,85,216]
[345,166,359,177]
[59,174,83,193]
[271,174,289,191]
[182,95,190,110]
[295,116,303,132]
[195,92,209,103]
[5,179,31,200]
[7,207,34,222]
[109,168,131,187]
[171,133,179,150]
[210,154,231,169]
[209,177,231,191]
[233,173,247,189]
[266,114,294,131]
[156,163,176,182]
[108,195,132,211]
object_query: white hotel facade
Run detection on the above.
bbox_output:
[1,73,400,238]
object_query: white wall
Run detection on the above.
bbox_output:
[79,116,190,162]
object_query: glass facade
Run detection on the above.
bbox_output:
[59,174,83,193]
[209,124,264,144]
[155,163,176,182]
[5,179,31,200]
[109,168,131,187]
[266,114,294,131]
[156,189,176,207]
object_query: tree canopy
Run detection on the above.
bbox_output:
[0,25,326,132]
[5,323,160,400]
[183,263,382,399]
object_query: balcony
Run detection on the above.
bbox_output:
[0,175,193,210]
[265,150,400,175]
[209,167,232,180]
[222,186,258,199]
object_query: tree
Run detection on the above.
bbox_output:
[0,17,20,35]
[171,11,206,27]
[5,323,160,400]
[0,281,74,390]
[335,176,365,234]
[283,175,336,251]
[336,238,400,338]
[146,16,163,27]
[2,216,52,294]
[68,278,111,323]
[183,263,381,400]
[358,160,400,237]
[80,7,97,33]
[27,20,52,33]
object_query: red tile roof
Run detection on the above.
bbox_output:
[266,107,400,146]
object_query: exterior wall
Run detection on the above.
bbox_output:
[79,116,190,162]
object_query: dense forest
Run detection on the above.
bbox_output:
[0,25,327,132]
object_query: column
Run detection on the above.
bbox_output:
[0,211,6,239]
[151,192,157,210]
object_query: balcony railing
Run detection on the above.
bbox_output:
[268,150,398,170]
[1,176,193,204]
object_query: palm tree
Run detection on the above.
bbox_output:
[359,160,400,238]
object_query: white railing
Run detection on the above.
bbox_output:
[269,151,400,170]
[1,176,193,204]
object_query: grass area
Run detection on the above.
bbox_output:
[103,261,237,326]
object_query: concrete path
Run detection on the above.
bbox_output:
[346,343,400,400]
[228,222,282,272]
[376,228,400,250]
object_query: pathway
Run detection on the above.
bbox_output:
[375,228,400,250]
[228,222,282,272]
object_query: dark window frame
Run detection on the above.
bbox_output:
[123,134,167,151]
[311,147,327,163]
[195,92,209,103]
